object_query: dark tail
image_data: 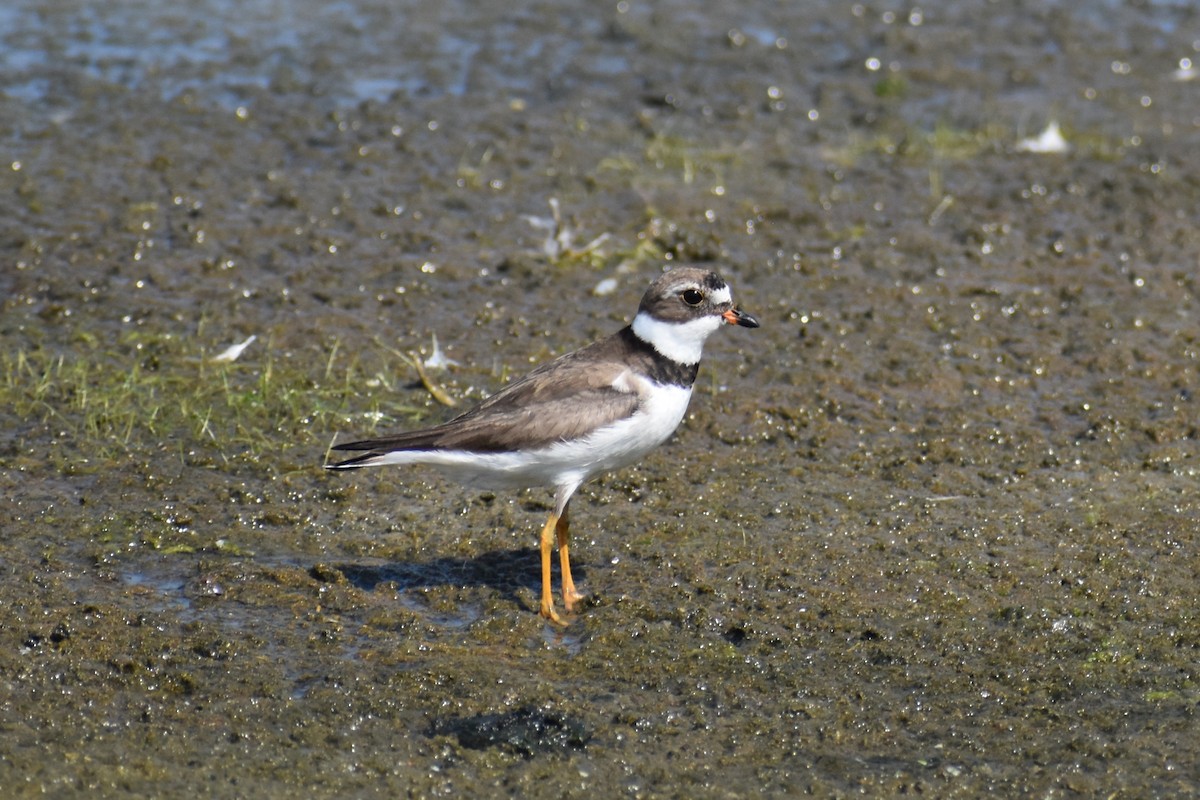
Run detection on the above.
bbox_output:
[324,450,383,470]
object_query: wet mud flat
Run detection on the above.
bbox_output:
[2,0,1199,796]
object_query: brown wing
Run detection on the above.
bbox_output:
[332,347,642,455]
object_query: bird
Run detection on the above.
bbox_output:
[326,267,759,624]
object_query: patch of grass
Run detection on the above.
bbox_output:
[598,127,741,190]
[823,119,1129,172]
[643,130,736,186]
[1,332,433,474]
[822,120,1009,168]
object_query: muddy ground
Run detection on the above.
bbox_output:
[2,0,1198,797]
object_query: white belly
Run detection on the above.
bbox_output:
[397,383,693,491]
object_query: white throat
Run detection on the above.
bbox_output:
[631,310,722,365]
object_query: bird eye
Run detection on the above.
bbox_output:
[680,288,704,306]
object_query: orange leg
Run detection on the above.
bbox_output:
[556,501,584,613]
[539,511,566,625]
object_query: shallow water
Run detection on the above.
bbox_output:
[2,0,1199,796]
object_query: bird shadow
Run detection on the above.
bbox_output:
[331,547,588,614]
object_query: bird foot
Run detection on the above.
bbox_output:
[562,589,586,615]
[540,599,568,626]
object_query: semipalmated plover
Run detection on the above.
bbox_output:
[327,267,759,624]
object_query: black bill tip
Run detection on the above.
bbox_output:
[722,307,760,328]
